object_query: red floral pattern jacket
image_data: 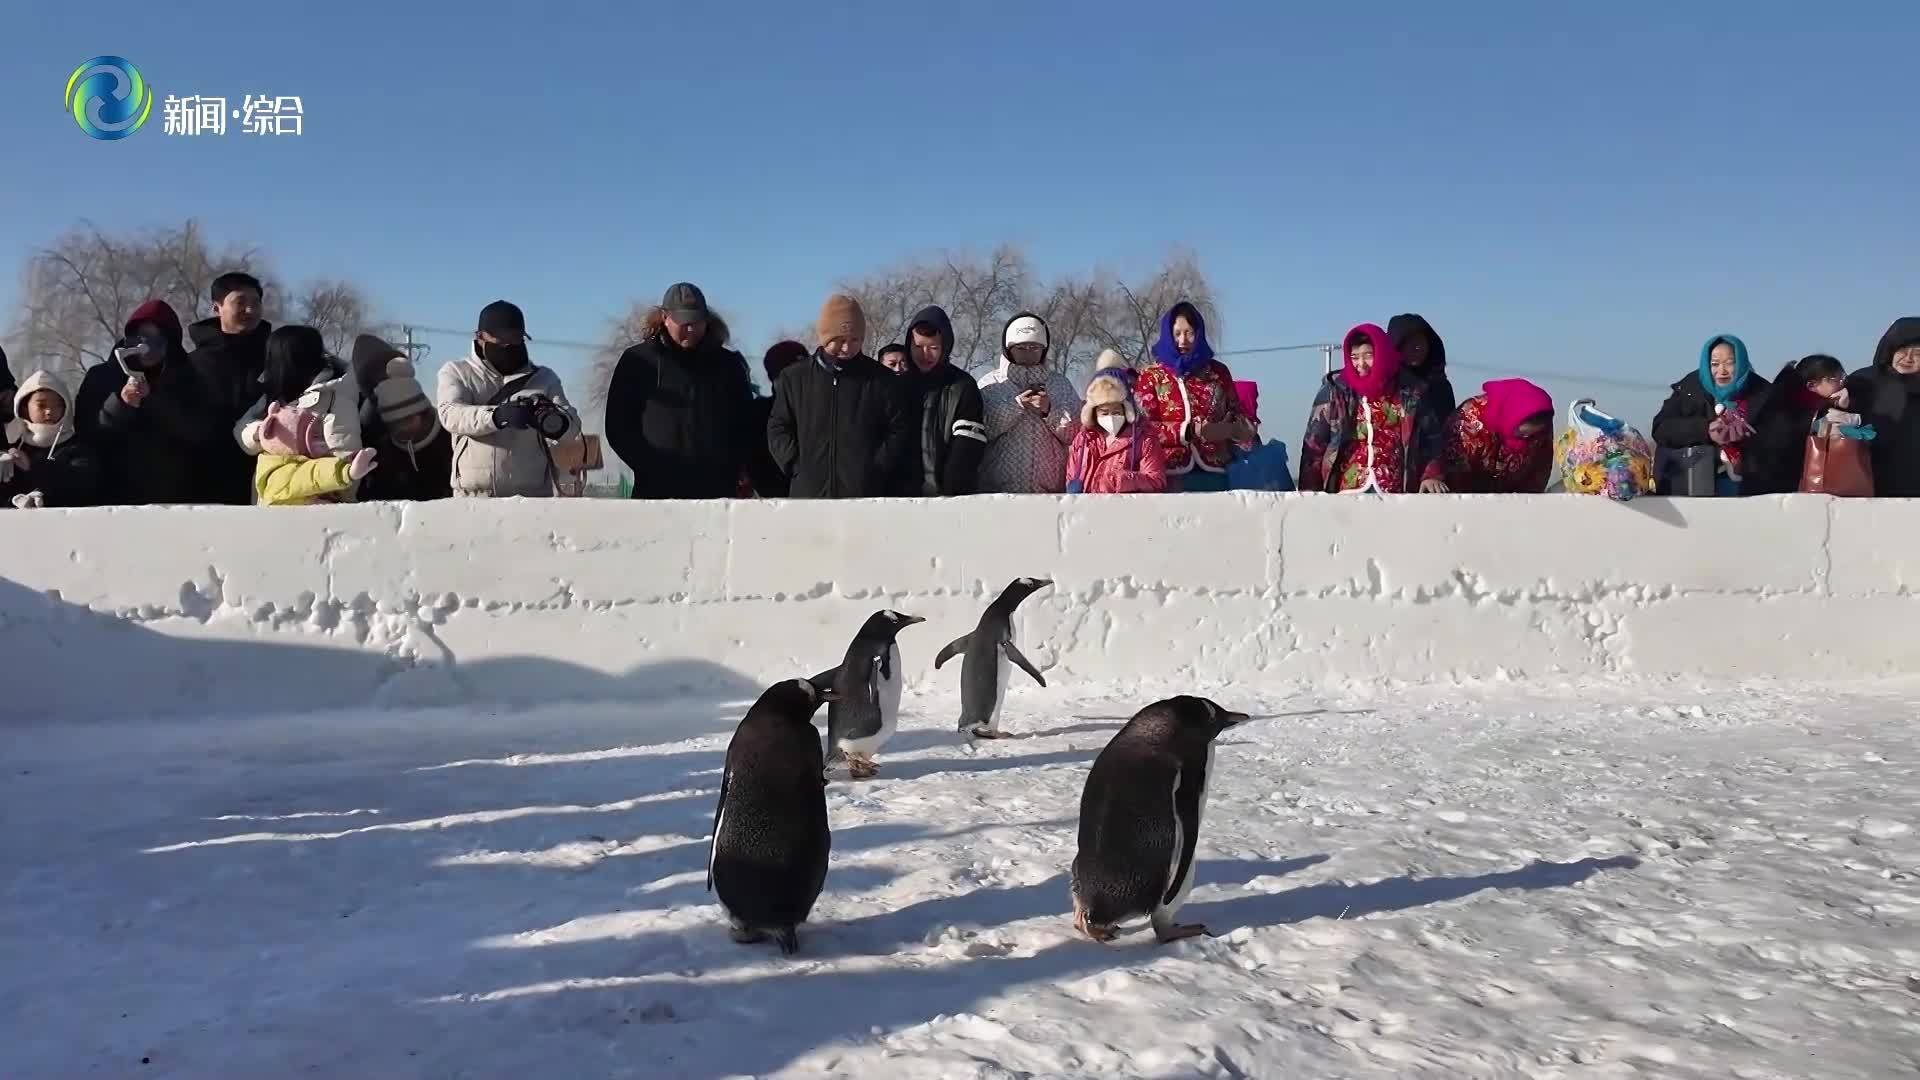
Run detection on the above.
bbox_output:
[1134,360,1252,473]
[1441,394,1554,493]
[1298,373,1445,493]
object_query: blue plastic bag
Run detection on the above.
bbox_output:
[1226,439,1296,492]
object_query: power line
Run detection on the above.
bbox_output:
[395,320,1671,393]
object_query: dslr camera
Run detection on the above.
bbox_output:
[519,394,570,441]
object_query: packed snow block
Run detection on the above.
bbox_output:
[1270,595,1600,681]
[1824,499,1920,597]
[724,495,1060,600]
[383,498,729,605]
[1060,492,1281,590]
[0,505,341,618]
[400,605,761,707]
[1278,495,1830,597]
[1610,594,1920,676]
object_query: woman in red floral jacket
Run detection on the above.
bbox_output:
[1133,302,1254,492]
[1297,323,1447,493]
[1440,379,1555,493]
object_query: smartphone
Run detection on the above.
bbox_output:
[113,342,148,375]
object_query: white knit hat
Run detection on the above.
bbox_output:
[375,358,433,425]
[1003,315,1048,350]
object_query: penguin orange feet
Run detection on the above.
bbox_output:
[969,726,1013,740]
[846,753,879,780]
[729,920,768,945]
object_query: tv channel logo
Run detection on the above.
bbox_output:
[66,56,154,140]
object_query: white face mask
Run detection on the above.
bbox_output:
[1097,413,1126,437]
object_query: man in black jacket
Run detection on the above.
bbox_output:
[892,305,986,496]
[767,294,913,499]
[605,282,758,499]
[187,271,273,504]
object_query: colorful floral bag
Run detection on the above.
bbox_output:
[1557,399,1655,501]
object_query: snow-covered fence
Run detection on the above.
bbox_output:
[2,495,1915,720]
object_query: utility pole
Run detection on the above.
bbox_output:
[400,324,429,364]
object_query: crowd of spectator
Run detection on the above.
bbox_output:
[4,270,1916,507]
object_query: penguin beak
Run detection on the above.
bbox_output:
[1218,710,1253,728]
[898,614,926,626]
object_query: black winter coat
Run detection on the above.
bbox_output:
[1650,372,1771,449]
[74,355,220,506]
[186,318,272,505]
[358,428,454,502]
[1846,317,1920,497]
[1,434,105,508]
[766,353,914,499]
[605,335,757,499]
[894,363,986,496]
[1739,363,1821,496]
[746,394,788,497]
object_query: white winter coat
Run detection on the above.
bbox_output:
[436,347,579,498]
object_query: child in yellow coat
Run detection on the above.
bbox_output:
[254,401,379,505]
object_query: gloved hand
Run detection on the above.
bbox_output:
[12,490,45,510]
[492,401,535,430]
[347,447,379,480]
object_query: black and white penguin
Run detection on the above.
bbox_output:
[708,674,840,955]
[812,609,925,779]
[932,576,1052,739]
[1070,695,1252,944]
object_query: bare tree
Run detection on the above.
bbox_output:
[291,279,375,357]
[8,219,393,382]
[10,220,277,382]
[1089,248,1220,369]
[584,300,656,412]
[829,245,1218,389]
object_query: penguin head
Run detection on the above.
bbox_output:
[857,608,926,641]
[997,576,1054,606]
[1169,695,1252,740]
[768,675,840,720]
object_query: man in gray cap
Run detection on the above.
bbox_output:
[604,282,758,499]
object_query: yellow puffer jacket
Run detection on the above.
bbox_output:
[255,453,353,506]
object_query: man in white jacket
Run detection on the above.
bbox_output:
[436,300,579,498]
[977,312,1081,494]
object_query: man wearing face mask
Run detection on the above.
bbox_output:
[437,299,580,498]
[74,298,220,505]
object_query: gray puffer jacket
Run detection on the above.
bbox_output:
[436,347,579,498]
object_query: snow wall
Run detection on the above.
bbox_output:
[2,494,1916,721]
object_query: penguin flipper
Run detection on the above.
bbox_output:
[1163,759,1205,908]
[1002,640,1047,687]
[808,666,841,690]
[707,764,729,893]
[933,634,971,669]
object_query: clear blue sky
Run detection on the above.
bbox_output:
[5,2,1916,439]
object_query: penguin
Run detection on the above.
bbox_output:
[932,576,1052,739]
[708,674,839,955]
[811,609,925,779]
[1069,695,1252,944]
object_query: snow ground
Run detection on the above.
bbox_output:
[3,678,1917,1079]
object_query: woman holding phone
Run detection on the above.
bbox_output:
[73,298,216,505]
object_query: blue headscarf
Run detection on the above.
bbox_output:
[1151,302,1215,377]
[1697,334,1753,403]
